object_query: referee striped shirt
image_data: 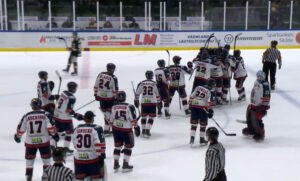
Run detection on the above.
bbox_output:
[44,163,74,181]
[204,142,226,181]
[263,47,282,65]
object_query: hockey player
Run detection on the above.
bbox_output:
[110,91,140,171]
[54,81,82,154]
[221,49,234,104]
[63,32,81,76]
[135,70,160,137]
[37,71,59,114]
[154,59,171,118]
[14,98,59,181]
[242,70,270,141]
[189,79,215,145]
[94,63,119,136]
[211,55,224,105]
[168,56,193,115]
[233,50,247,101]
[73,111,106,180]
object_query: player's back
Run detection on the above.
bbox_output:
[194,58,215,80]
[94,72,118,99]
[154,68,169,86]
[111,102,135,131]
[73,124,103,161]
[37,80,51,106]
[168,65,190,87]
[54,90,75,120]
[234,57,247,78]
[190,86,211,107]
[136,80,159,104]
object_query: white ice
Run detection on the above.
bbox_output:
[0,49,299,181]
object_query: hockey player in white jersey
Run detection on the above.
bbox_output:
[221,49,234,104]
[189,79,215,145]
[110,91,140,171]
[135,70,160,137]
[233,50,247,101]
[154,59,171,118]
[54,81,83,154]
[242,70,270,141]
[94,63,119,136]
[14,98,59,181]
[73,111,106,180]
[168,56,193,115]
[211,55,224,105]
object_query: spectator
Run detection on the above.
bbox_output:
[129,18,139,29]
[62,17,73,28]
[103,21,113,28]
[46,18,58,28]
[86,18,97,29]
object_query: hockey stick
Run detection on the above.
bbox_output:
[58,37,69,49]
[236,119,247,124]
[55,70,62,95]
[204,33,215,48]
[233,33,242,52]
[214,36,221,48]
[75,100,96,111]
[166,50,170,67]
[131,81,141,120]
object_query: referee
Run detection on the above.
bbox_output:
[262,40,282,90]
[203,127,226,181]
[44,147,74,181]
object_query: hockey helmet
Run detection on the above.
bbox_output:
[206,127,219,142]
[30,98,41,110]
[67,81,77,93]
[157,59,166,68]
[145,70,154,80]
[173,56,181,64]
[38,71,48,80]
[117,91,126,102]
[201,50,209,60]
[224,44,231,51]
[84,111,96,121]
[234,50,241,58]
[52,147,65,162]
[106,63,116,73]
[256,70,265,81]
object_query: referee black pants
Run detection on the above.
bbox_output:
[263,62,276,88]
[212,170,227,181]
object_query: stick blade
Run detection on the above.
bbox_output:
[226,133,237,136]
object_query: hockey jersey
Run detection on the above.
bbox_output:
[189,85,211,108]
[135,80,160,105]
[71,38,81,57]
[168,65,192,87]
[73,124,106,161]
[154,67,169,86]
[16,110,56,147]
[110,103,137,132]
[193,58,218,81]
[210,59,223,78]
[54,91,76,121]
[233,57,247,79]
[94,72,119,100]
[250,80,271,107]
[37,80,52,107]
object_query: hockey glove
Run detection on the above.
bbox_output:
[134,125,141,137]
[52,133,60,142]
[48,81,55,91]
[134,100,140,108]
[207,109,214,119]
[187,61,193,69]
[49,95,55,101]
[14,134,21,143]
[74,113,84,121]
[54,95,60,100]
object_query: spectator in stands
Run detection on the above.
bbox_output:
[129,18,139,30]
[86,18,97,29]
[62,17,73,28]
[46,18,58,28]
[103,21,113,28]
[270,6,281,29]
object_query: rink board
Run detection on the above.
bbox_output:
[0,30,300,51]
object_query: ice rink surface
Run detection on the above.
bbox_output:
[0,49,299,181]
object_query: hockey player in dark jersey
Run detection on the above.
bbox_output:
[63,32,81,76]
[14,98,59,181]
[111,91,140,171]
[94,63,119,136]
[154,59,171,118]
[168,56,193,115]
[242,70,270,141]
[54,82,83,154]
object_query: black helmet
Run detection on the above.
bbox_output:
[84,111,96,120]
[145,70,154,80]
[224,44,230,51]
[271,40,278,47]
[206,127,219,142]
[107,63,116,73]
[30,98,41,110]
[117,91,126,102]
[201,50,209,60]
[52,147,65,162]
[157,59,165,68]
[48,81,55,91]
[234,50,241,58]
[67,81,77,92]
[207,78,216,88]
[38,71,48,79]
[173,56,181,64]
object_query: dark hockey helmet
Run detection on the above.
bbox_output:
[173,56,181,64]
[52,147,65,162]
[38,71,48,79]
[207,78,216,88]
[201,50,209,59]
[157,59,166,68]
[224,44,231,51]
[145,70,154,80]
[67,81,77,93]
[106,63,116,73]
[30,98,42,110]
[117,91,126,102]
[234,50,241,58]
[206,127,219,142]
[271,40,278,47]
[84,111,96,121]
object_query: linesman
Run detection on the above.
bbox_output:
[262,40,282,90]
[203,127,227,181]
